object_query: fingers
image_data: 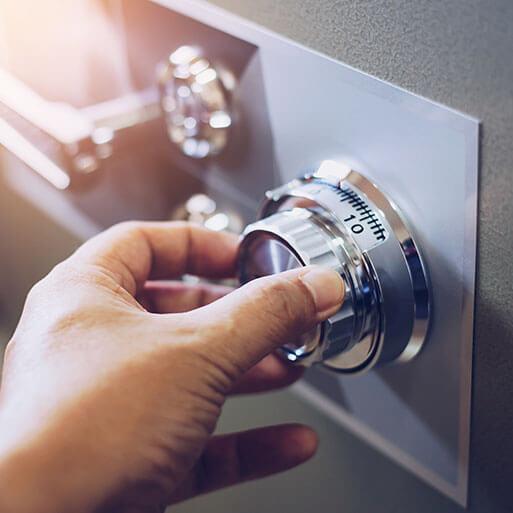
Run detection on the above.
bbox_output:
[230,354,304,395]
[189,266,344,377]
[140,281,304,393]
[138,277,303,391]
[138,281,233,313]
[170,424,318,503]
[69,221,238,295]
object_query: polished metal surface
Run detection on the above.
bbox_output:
[0,68,165,191]
[239,160,430,374]
[157,45,234,158]
[170,193,244,233]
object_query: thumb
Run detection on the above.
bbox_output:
[196,266,345,375]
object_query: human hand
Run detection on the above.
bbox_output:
[0,221,344,513]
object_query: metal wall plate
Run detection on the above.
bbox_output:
[123,0,478,505]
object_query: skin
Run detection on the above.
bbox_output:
[0,221,344,513]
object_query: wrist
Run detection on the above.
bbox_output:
[0,443,47,513]
[0,406,87,513]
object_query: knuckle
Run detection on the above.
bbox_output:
[259,280,294,321]
[48,261,106,291]
[110,220,148,240]
[256,274,315,326]
[292,275,318,316]
[115,219,144,232]
[3,337,17,363]
[24,265,66,305]
[25,278,45,303]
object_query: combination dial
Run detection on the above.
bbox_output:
[238,161,430,374]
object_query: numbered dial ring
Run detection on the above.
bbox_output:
[238,162,430,374]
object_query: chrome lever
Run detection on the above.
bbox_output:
[0,68,161,190]
[0,118,71,190]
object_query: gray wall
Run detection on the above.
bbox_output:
[173,1,513,512]
[0,178,81,334]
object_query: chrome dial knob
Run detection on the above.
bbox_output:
[238,161,430,374]
[157,45,234,158]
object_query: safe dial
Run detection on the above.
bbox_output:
[238,161,430,374]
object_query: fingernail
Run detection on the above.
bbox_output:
[299,266,345,314]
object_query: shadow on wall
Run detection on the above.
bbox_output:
[471,296,513,510]
[0,165,81,335]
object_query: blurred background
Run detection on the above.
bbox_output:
[0,0,116,336]
[0,0,254,336]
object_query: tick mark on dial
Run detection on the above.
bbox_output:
[313,179,388,244]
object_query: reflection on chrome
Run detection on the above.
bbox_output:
[239,162,430,375]
[157,46,234,159]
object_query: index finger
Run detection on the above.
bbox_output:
[70,221,239,295]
